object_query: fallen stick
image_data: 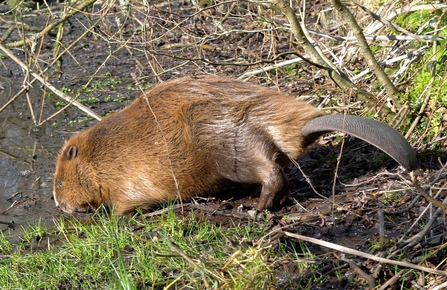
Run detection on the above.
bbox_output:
[284,231,447,276]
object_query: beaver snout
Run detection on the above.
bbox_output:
[55,199,95,214]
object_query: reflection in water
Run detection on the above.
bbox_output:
[0,86,68,233]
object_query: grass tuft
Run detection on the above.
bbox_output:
[0,208,284,289]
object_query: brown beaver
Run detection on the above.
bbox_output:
[53,75,418,214]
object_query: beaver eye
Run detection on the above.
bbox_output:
[57,180,63,188]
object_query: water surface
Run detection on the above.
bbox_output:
[0,84,72,233]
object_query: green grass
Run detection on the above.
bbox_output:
[0,208,294,289]
[3,206,413,288]
[390,6,447,146]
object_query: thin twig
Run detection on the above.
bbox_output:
[0,41,101,120]
[340,255,375,288]
[165,237,210,288]
[409,171,447,214]
[265,0,375,103]
[329,0,399,101]
[5,0,98,48]
[283,231,447,276]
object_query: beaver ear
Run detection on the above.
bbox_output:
[63,145,78,160]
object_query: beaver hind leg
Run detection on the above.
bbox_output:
[255,163,290,211]
[212,129,290,211]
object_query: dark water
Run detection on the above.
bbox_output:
[0,84,67,233]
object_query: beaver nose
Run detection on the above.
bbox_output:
[55,201,77,214]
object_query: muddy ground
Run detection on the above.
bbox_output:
[0,0,446,288]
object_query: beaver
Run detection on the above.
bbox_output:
[53,75,418,214]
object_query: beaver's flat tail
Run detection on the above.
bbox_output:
[302,114,419,171]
